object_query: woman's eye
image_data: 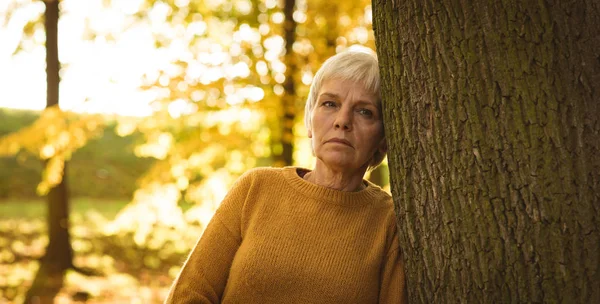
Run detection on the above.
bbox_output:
[322,101,336,107]
[358,109,373,117]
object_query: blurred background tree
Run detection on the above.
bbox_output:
[0,0,383,302]
[0,1,104,302]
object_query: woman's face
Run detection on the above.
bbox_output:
[309,78,386,172]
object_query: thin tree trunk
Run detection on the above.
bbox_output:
[373,0,600,302]
[273,0,298,166]
[24,1,74,302]
[323,2,339,58]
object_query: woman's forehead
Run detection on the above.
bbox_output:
[318,78,379,104]
[318,78,377,101]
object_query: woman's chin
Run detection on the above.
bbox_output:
[318,155,360,171]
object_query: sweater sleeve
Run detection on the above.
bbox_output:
[164,171,253,304]
[379,226,408,304]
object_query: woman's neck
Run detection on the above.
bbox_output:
[304,163,368,192]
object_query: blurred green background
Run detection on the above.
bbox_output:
[0,108,154,199]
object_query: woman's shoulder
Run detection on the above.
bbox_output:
[363,181,393,208]
[218,167,287,211]
[232,166,287,188]
[240,166,285,180]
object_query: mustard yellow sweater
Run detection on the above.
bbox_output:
[165,167,406,303]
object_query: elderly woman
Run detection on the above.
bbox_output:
[166,50,406,303]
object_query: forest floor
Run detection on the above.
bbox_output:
[0,198,188,303]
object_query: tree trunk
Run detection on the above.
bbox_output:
[24,1,74,303]
[272,0,297,166]
[373,0,599,303]
[322,2,339,58]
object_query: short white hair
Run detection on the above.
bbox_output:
[304,48,386,170]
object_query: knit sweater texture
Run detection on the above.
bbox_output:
[165,166,406,303]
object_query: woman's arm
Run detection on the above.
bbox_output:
[164,215,241,303]
[164,172,253,303]
[379,225,408,303]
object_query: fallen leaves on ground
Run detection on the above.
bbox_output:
[0,209,203,303]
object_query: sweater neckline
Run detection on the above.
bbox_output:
[281,166,383,206]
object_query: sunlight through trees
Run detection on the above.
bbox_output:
[0,0,379,302]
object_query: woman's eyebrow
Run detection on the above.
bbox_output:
[318,92,340,100]
[318,92,377,107]
[355,100,378,107]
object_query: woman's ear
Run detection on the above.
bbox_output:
[307,128,313,138]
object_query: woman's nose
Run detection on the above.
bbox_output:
[334,110,352,131]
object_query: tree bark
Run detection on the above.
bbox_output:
[24,1,74,303]
[373,0,600,302]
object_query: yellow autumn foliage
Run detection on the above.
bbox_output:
[0,105,105,195]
